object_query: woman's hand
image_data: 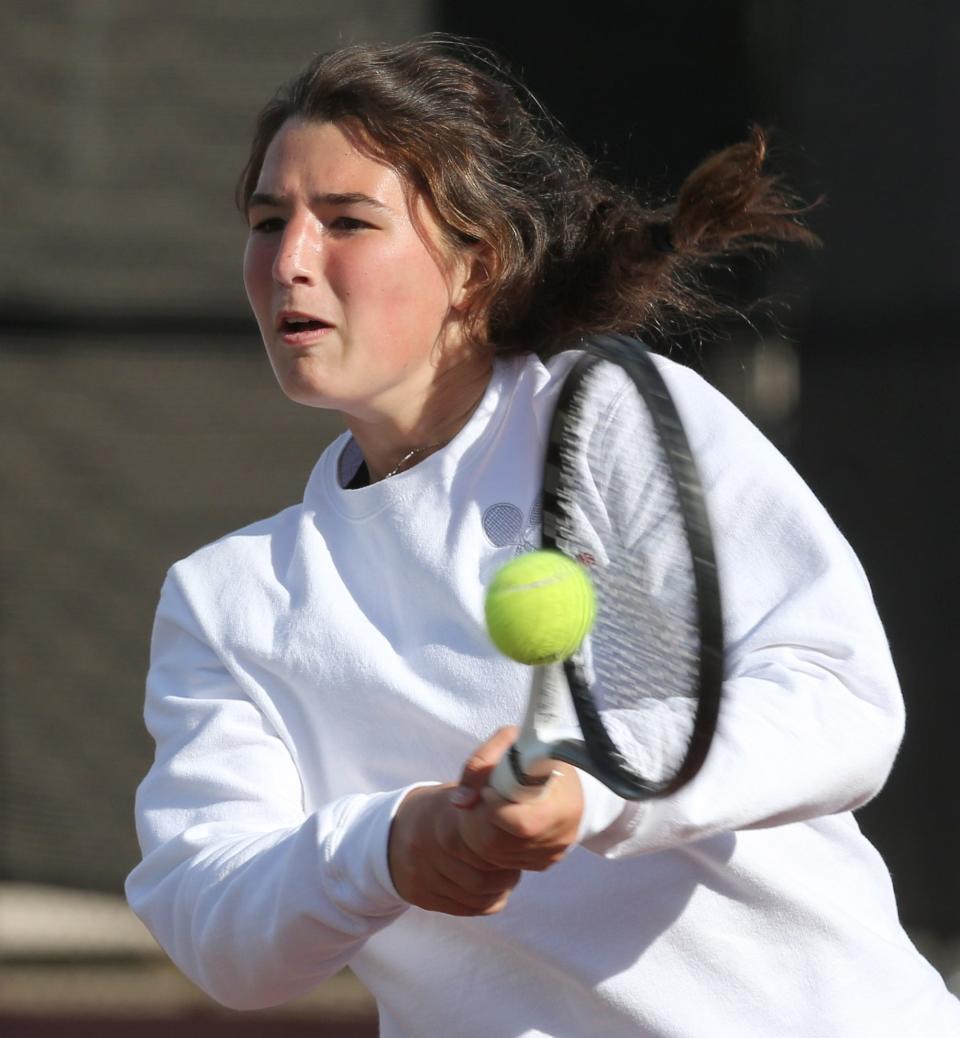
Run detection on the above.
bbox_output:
[388,783,522,917]
[388,728,584,917]
[452,727,585,873]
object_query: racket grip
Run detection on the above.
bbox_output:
[490,741,554,802]
[489,663,566,802]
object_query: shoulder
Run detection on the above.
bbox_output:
[166,431,351,600]
[162,503,306,626]
[649,350,741,427]
[177,503,303,571]
[647,351,868,584]
[647,350,794,478]
[574,344,838,539]
[546,345,762,463]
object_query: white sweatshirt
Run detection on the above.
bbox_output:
[127,351,960,1037]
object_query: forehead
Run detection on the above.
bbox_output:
[256,118,401,199]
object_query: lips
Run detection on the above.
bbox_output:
[275,310,333,345]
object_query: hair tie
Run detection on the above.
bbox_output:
[649,221,675,255]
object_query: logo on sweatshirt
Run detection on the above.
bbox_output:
[482,502,541,556]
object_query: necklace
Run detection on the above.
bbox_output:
[383,441,447,479]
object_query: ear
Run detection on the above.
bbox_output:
[450,242,493,311]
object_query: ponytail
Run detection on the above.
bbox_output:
[498,126,819,353]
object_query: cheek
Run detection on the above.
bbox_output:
[243,241,274,316]
[354,244,452,343]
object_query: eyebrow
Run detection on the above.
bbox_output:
[246,191,390,212]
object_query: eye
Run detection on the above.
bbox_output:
[249,216,285,234]
[329,216,371,233]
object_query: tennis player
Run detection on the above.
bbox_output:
[126,36,960,1037]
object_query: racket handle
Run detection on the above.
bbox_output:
[489,663,566,802]
[490,744,555,802]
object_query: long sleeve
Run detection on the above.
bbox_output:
[125,571,409,1010]
[577,357,905,857]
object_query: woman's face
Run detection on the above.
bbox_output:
[243,119,476,420]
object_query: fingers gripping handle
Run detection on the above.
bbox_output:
[490,662,569,802]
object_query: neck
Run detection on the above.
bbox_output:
[346,349,494,483]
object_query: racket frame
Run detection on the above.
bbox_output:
[493,335,724,802]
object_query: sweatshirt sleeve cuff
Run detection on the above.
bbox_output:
[324,783,439,913]
[575,769,631,851]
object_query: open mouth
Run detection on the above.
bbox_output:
[280,317,330,333]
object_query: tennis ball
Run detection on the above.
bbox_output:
[484,550,595,665]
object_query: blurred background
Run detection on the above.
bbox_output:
[1,1,957,1034]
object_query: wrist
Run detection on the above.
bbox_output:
[386,782,444,901]
[575,770,628,845]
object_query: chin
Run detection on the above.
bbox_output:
[265,354,339,410]
[281,387,341,411]
[271,370,339,410]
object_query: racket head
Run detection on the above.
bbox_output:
[541,334,724,800]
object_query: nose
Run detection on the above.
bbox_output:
[272,215,319,287]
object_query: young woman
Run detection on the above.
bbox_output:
[126,36,960,1037]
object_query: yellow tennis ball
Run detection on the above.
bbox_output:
[484,550,596,665]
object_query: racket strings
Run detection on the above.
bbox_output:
[554,359,703,786]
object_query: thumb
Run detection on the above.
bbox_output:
[449,726,519,809]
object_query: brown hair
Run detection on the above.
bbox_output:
[238,35,818,354]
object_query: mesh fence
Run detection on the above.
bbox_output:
[0,333,343,893]
[0,1,429,317]
[0,0,430,902]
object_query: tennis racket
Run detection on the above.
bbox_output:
[489,333,724,802]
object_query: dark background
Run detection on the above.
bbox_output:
[1,0,956,978]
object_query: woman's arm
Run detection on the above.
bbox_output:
[578,358,904,857]
[125,572,409,1010]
